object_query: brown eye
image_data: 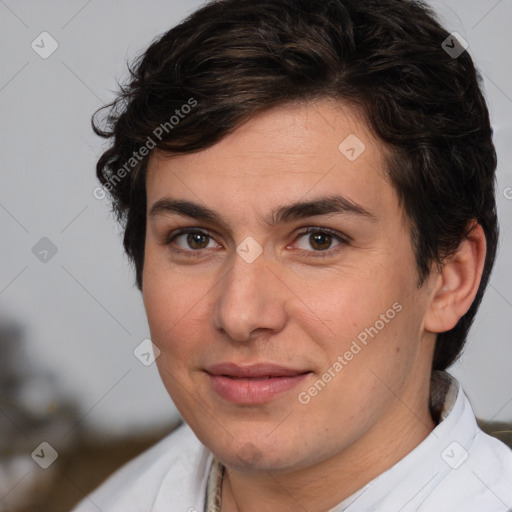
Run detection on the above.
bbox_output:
[166,228,219,254]
[186,232,210,250]
[293,228,350,258]
[308,232,333,251]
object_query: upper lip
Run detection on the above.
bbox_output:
[205,363,311,378]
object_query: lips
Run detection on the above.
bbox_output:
[206,362,309,378]
[205,363,312,404]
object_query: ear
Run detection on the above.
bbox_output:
[424,222,487,334]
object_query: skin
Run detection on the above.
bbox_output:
[142,98,486,511]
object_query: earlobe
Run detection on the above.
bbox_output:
[424,222,487,334]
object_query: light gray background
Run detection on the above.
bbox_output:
[1,0,511,438]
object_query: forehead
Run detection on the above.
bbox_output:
[145,99,397,224]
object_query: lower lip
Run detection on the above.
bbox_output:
[207,373,311,404]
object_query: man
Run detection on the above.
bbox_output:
[73,0,512,510]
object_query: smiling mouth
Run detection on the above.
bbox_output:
[223,375,279,380]
[205,363,312,404]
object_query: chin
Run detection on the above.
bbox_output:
[201,430,307,473]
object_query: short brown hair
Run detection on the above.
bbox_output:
[92,0,499,371]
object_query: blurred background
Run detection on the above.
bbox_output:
[0,0,511,510]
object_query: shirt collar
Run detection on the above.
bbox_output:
[204,370,461,512]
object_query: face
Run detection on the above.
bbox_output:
[142,99,436,473]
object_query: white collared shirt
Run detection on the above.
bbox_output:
[72,371,512,512]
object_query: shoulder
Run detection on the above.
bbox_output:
[430,432,512,511]
[395,377,512,512]
[425,409,512,511]
[71,422,212,512]
[467,430,512,506]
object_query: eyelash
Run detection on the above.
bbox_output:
[164,227,350,259]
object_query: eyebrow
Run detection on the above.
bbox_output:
[148,195,376,228]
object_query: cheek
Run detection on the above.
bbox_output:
[306,265,420,373]
[142,261,215,362]
[143,274,196,396]
[143,258,186,350]
[311,269,391,331]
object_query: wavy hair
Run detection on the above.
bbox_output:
[92,0,499,371]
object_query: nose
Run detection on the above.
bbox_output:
[212,245,288,343]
